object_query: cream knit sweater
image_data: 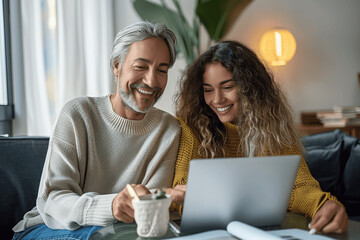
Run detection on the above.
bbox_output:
[13,95,180,231]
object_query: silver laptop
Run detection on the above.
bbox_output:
[178,155,301,234]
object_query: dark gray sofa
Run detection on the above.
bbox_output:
[1,130,359,238]
[0,136,49,239]
[301,129,360,221]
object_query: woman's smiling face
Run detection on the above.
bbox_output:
[203,62,238,123]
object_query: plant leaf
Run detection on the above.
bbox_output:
[192,0,200,55]
[196,0,252,41]
[212,11,228,42]
[132,0,198,64]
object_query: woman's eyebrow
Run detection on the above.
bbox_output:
[219,79,234,85]
[203,79,234,86]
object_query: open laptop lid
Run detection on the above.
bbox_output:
[179,155,301,234]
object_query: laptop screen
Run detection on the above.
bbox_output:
[179,155,301,234]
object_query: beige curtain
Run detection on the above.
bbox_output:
[20,0,115,135]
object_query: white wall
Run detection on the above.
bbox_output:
[115,0,360,122]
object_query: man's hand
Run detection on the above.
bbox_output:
[309,200,348,234]
[112,184,151,222]
[164,184,186,204]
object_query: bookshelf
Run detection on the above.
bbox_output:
[299,109,360,139]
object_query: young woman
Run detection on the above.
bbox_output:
[169,41,348,234]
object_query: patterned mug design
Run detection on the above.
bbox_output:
[133,194,172,238]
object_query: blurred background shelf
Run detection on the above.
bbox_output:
[300,109,360,139]
[297,124,360,139]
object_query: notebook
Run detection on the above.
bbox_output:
[176,155,301,234]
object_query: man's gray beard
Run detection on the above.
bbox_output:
[118,84,160,114]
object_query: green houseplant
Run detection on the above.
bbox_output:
[132,0,252,64]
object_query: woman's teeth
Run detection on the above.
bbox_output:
[216,105,231,112]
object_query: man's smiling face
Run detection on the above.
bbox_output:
[114,38,171,114]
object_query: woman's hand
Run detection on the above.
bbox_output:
[309,200,348,234]
[164,184,187,204]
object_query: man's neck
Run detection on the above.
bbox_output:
[110,94,146,120]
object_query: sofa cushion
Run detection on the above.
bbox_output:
[0,136,49,239]
[343,139,360,216]
[301,130,343,195]
[302,130,360,218]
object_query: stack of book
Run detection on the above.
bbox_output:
[316,106,360,127]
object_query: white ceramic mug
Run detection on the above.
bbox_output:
[132,194,172,238]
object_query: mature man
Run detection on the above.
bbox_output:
[12,22,180,239]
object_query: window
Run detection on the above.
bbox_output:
[0,0,7,105]
[8,1,115,135]
[0,0,13,136]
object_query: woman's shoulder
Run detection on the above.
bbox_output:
[176,118,202,160]
[177,118,200,143]
[177,118,193,132]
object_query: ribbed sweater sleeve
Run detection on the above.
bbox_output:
[85,194,117,225]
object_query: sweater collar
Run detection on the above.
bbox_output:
[99,95,162,135]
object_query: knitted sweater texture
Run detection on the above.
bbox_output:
[13,95,180,231]
[173,119,340,218]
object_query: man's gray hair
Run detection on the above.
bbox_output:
[110,21,177,71]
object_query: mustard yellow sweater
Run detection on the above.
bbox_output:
[173,119,341,218]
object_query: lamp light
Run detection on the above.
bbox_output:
[260,29,296,66]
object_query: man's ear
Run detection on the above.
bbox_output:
[113,61,120,76]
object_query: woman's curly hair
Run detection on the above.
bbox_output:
[175,40,302,158]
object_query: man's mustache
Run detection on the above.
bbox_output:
[130,83,161,96]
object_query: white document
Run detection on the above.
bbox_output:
[166,221,336,240]
[269,228,336,240]
[227,221,282,240]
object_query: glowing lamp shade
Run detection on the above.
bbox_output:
[260,29,296,66]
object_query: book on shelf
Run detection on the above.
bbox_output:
[301,108,360,128]
[313,107,360,128]
[333,105,360,113]
[322,118,360,128]
[167,221,335,240]
[316,112,360,119]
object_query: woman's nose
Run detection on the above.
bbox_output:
[213,90,224,104]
